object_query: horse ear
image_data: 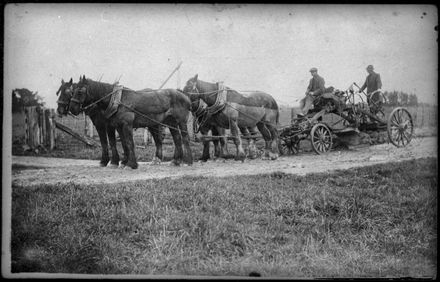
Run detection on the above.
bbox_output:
[61,79,65,84]
[69,78,73,84]
[194,74,198,80]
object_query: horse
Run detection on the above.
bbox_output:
[191,98,263,160]
[56,78,120,167]
[57,78,166,167]
[69,75,192,169]
[190,98,228,161]
[183,74,279,161]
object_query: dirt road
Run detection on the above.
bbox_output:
[10,136,437,186]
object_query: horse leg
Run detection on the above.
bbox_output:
[165,119,184,166]
[149,125,163,164]
[248,126,259,159]
[121,121,138,169]
[116,126,129,167]
[178,119,193,165]
[107,124,120,166]
[265,123,279,160]
[217,127,229,158]
[199,126,211,162]
[230,120,246,161]
[211,126,224,160]
[239,126,250,158]
[256,122,272,160]
[91,117,109,167]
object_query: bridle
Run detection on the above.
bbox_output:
[70,85,87,107]
[56,84,73,112]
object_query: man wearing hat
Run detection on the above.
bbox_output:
[359,65,382,94]
[298,67,326,116]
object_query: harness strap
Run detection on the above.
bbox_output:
[206,82,227,116]
[103,85,123,118]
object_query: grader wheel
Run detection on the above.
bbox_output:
[387,107,414,147]
[310,123,333,154]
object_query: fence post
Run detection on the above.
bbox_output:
[143,128,151,145]
[40,107,45,146]
[187,114,194,141]
[24,106,40,149]
[44,109,56,150]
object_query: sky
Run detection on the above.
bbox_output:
[4,4,438,109]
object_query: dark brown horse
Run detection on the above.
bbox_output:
[183,74,279,161]
[69,75,192,169]
[56,78,120,167]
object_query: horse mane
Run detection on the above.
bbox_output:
[86,78,114,97]
[196,79,217,93]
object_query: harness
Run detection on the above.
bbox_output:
[103,85,123,118]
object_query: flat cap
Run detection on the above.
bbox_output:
[366,65,374,70]
[309,67,318,72]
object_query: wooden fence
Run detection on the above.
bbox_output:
[15,106,57,150]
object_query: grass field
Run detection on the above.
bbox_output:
[10,157,437,277]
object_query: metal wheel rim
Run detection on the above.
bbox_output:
[387,107,414,147]
[311,124,333,154]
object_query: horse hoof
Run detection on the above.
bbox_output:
[100,162,108,167]
[151,157,162,165]
[119,164,126,169]
[126,162,138,169]
[269,153,279,160]
[124,166,135,170]
[109,163,119,168]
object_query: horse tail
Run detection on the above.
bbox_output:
[271,96,280,126]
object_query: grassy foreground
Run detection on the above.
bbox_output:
[10,158,437,277]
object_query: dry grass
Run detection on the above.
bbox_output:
[10,158,437,277]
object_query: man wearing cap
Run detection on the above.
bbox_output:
[359,65,382,94]
[298,67,326,116]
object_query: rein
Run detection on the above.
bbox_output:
[81,87,117,111]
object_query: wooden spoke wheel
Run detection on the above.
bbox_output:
[278,139,289,155]
[278,138,298,155]
[310,123,333,154]
[387,107,414,147]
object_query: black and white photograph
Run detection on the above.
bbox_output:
[3,3,437,278]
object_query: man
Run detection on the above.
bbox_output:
[359,65,382,94]
[358,65,383,112]
[298,67,325,117]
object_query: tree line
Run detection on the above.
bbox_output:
[381,91,419,107]
[12,88,45,113]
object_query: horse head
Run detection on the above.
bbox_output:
[56,78,74,116]
[183,74,199,94]
[69,75,89,115]
[183,74,219,106]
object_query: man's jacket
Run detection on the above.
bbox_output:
[307,75,326,96]
[360,72,382,94]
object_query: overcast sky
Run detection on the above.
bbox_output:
[4,4,438,109]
